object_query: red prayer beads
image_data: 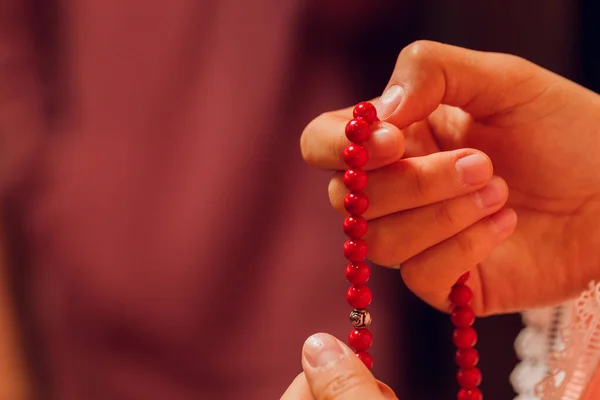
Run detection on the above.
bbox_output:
[343,102,378,369]
[341,101,483,395]
[450,272,482,399]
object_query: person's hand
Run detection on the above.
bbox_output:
[300,41,600,315]
[280,333,397,400]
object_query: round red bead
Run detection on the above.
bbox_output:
[458,388,482,400]
[450,284,473,307]
[457,367,482,389]
[451,306,476,328]
[348,328,373,352]
[353,102,379,125]
[344,192,369,215]
[456,271,471,285]
[356,351,373,370]
[346,285,372,309]
[455,348,479,368]
[453,327,478,348]
[343,168,368,191]
[343,239,368,262]
[343,216,368,239]
[345,262,370,285]
[343,144,369,168]
[345,119,371,144]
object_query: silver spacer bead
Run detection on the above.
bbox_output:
[349,309,371,329]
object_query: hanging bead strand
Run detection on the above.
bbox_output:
[344,101,378,370]
[451,272,483,400]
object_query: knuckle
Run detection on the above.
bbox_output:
[433,200,459,228]
[404,160,429,202]
[399,40,436,65]
[318,371,372,400]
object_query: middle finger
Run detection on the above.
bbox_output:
[330,149,493,219]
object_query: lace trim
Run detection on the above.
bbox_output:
[511,305,568,399]
[511,281,600,400]
[536,281,600,400]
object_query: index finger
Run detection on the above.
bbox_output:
[300,108,405,171]
[374,40,551,128]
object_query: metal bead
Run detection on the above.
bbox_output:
[349,309,371,328]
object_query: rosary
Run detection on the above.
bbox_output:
[342,102,482,400]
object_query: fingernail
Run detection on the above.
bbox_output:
[455,153,491,186]
[490,208,517,234]
[474,177,506,208]
[303,333,345,368]
[371,127,400,160]
[375,85,404,120]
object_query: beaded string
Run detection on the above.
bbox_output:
[451,273,482,400]
[342,102,379,370]
[342,102,482,399]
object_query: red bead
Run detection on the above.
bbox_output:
[451,306,476,328]
[457,388,482,400]
[455,348,479,368]
[344,192,369,215]
[356,351,373,370]
[345,262,370,285]
[343,239,368,262]
[343,216,368,239]
[456,271,470,285]
[343,168,368,191]
[343,144,369,168]
[346,284,372,308]
[457,367,482,389]
[348,328,373,351]
[450,284,473,307]
[345,119,371,144]
[453,327,478,348]
[353,102,379,125]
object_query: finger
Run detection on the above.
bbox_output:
[329,149,493,219]
[401,208,518,313]
[301,333,388,400]
[377,381,399,399]
[367,176,509,267]
[280,373,314,400]
[373,40,549,128]
[301,111,405,171]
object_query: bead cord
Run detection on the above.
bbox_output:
[450,272,483,400]
[343,102,379,370]
[342,103,483,395]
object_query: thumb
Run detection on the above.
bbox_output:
[373,40,552,128]
[301,333,393,400]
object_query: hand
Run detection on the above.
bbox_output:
[280,333,397,400]
[300,41,600,315]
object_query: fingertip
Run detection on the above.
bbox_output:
[366,122,405,169]
[302,333,349,370]
[490,207,518,235]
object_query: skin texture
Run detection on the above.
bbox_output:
[301,40,600,316]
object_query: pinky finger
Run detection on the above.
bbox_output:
[400,208,517,314]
